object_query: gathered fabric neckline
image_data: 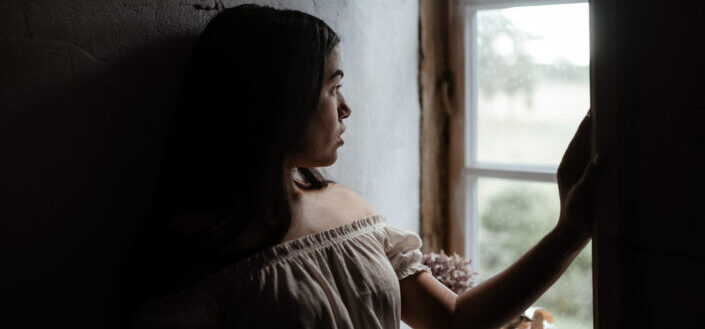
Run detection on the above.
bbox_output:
[228,214,386,273]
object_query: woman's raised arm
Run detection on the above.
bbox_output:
[401,113,599,329]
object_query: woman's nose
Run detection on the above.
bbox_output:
[339,97,351,119]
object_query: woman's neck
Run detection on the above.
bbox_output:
[288,167,307,200]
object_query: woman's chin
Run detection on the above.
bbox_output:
[306,153,337,168]
[325,148,342,165]
[322,152,338,167]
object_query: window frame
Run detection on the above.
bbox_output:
[459,0,591,280]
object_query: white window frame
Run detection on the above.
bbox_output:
[461,0,588,265]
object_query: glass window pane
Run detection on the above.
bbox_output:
[476,4,590,166]
[476,177,593,329]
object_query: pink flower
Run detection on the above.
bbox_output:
[421,251,476,294]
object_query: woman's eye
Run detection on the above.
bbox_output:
[332,84,342,93]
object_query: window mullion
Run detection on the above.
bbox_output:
[464,164,557,183]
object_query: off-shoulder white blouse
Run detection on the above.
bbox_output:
[136,215,431,329]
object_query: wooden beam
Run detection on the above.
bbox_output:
[419,0,451,253]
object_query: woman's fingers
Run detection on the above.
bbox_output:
[562,154,601,233]
[560,110,592,174]
[557,110,593,198]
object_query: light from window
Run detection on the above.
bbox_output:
[466,3,592,329]
[477,178,593,329]
[476,3,590,166]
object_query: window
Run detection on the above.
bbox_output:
[463,1,591,328]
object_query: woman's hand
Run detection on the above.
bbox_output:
[401,111,602,329]
[556,110,600,237]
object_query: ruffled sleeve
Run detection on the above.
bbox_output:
[382,225,432,280]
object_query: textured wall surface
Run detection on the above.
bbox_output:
[0,0,419,326]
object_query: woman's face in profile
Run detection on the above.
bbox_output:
[290,46,351,168]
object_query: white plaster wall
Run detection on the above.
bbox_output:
[0,0,420,327]
[304,1,421,233]
[259,0,421,232]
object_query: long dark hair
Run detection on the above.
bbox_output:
[127,4,340,301]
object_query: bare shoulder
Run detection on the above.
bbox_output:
[284,182,380,242]
[325,182,378,222]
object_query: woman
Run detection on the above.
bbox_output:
[127,4,599,329]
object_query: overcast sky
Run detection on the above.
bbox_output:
[488,3,590,66]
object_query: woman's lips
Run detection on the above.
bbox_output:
[337,126,345,145]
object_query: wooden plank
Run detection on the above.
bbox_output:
[419,0,451,253]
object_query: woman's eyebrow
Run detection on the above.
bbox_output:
[329,69,344,80]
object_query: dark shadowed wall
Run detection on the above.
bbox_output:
[591,0,705,328]
[0,1,420,327]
